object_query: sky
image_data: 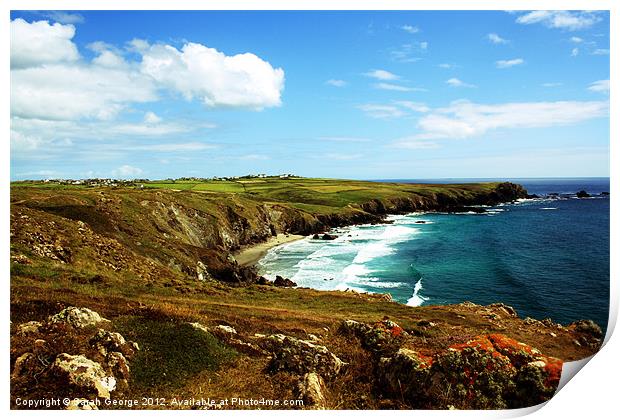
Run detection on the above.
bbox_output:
[9,10,610,180]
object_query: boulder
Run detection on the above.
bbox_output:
[89,329,132,357]
[340,318,408,355]
[49,307,108,329]
[567,319,603,339]
[52,353,117,399]
[11,353,38,379]
[321,233,338,240]
[274,275,297,287]
[188,322,210,334]
[297,372,327,408]
[257,276,274,286]
[260,334,343,378]
[488,303,518,318]
[16,320,43,336]
[576,190,590,198]
[377,334,563,409]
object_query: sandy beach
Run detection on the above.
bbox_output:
[234,233,305,267]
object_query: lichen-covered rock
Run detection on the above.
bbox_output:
[107,352,130,380]
[66,398,98,410]
[260,334,343,378]
[340,318,408,355]
[49,307,108,329]
[378,348,434,402]
[297,372,327,408]
[568,320,603,339]
[213,325,237,335]
[488,303,518,317]
[188,322,210,334]
[52,353,116,399]
[377,334,563,409]
[89,329,134,358]
[16,321,42,336]
[11,353,38,379]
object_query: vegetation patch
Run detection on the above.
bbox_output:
[113,316,238,390]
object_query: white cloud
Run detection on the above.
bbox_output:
[10,129,42,151]
[10,19,80,68]
[438,63,455,69]
[570,36,584,43]
[393,101,429,113]
[42,11,85,24]
[446,78,476,88]
[326,79,347,87]
[364,69,400,81]
[374,82,424,92]
[144,112,162,124]
[420,42,428,50]
[571,48,580,57]
[542,82,563,87]
[592,49,609,55]
[11,63,158,120]
[113,165,143,178]
[515,11,601,31]
[357,104,406,119]
[109,122,189,136]
[412,100,609,140]
[127,38,150,53]
[495,58,524,68]
[11,18,285,127]
[488,33,509,44]
[141,42,284,109]
[588,80,609,94]
[401,25,420,34]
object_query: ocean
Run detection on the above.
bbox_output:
[257,178,610,330]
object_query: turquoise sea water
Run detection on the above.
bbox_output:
[258,178,610,330]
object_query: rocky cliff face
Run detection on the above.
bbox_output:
[10,182,527,287]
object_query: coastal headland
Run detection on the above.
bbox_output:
[10,177,602,409]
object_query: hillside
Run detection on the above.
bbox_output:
[10,178,602,410]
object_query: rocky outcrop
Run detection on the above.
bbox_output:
[259,334,343,379]
[49,307,109,329]
[340,318,409,356]
[576,190,591,198]
[52,354,117,399]
[341,318,565,409]
[11,307,139,403]
[297,372,327,409]
[274,275,297,287]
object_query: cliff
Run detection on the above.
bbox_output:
[10,178,601,410]
[10,179,527,285]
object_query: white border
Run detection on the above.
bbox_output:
[2,1,616,419]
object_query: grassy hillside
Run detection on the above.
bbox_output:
[11,178,600,410]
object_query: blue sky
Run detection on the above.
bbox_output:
[10,10,610,180]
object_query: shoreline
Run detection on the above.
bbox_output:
[234,233,305,267]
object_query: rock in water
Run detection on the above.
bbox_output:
[576,190,591,198]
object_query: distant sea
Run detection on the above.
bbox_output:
[258,178,610,330]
